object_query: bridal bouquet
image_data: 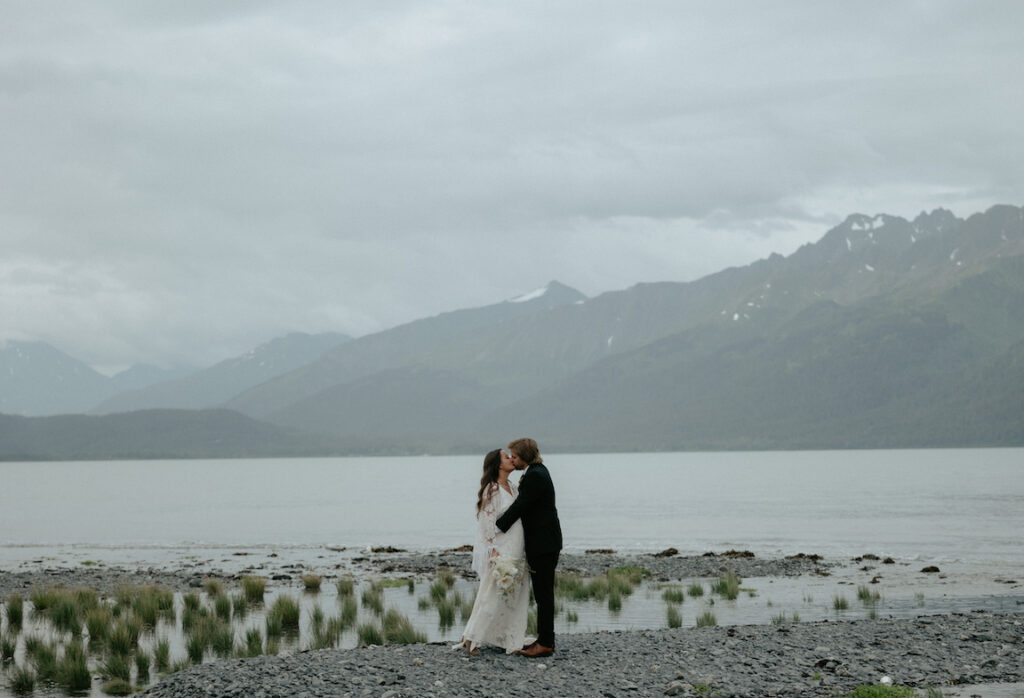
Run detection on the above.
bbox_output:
[490,554,526,598]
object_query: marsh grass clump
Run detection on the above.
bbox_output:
[29,587,60,613]
[56,639,92,692]
[107,616,141,656]
[833,594,850,611]
[268,595,300,630]
[10,664,35,694]
[265,611,283,639]
[667,604,682,628]
[209,622,235,658]
[362,587,385,616]
[566,609,578,623]
[662,587,685,604]
[203,579,223,596]
[711,570,741,600]
[437,568,456,589]
[687,583,705,598]
[312,603,325,628]
[857,585,881,604]
[311,611,345,650]
[339,595,358,628]
[428,580,448,603]
[135,650,151,684]
[301,573,323,592]
[334,577,355,597]
[214,593,232,622]
[241,628,263,657]
[153,637,170,672]
[356,623,383,647]
[383,609,426,645]
[459,591,475,622]
[101,678,134,696]
[607,589,623,612]
[183,592,201,613]
[103,653,131,683]
[241,576,267,603]
[186,632,205,664]
[555,572,588,600]
[231,593,248,618]
[86,605,114,645]
[5,592,24,628]
[696,611,717,627]
[436,598,456,629]
[608,566,648,594]
[1,632,16,661]
[30,639,58,681]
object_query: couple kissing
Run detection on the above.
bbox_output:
[457,437,563,657]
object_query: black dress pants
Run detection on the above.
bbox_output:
[528,551,560,647]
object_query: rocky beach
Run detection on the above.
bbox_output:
[3,549,1023,697]
[137,612,1024,698]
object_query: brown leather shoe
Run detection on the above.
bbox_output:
[519,643,554,658]
[520,640,538,652]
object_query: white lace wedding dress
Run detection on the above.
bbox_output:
[459,482,532,653]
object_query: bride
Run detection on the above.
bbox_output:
[456,448,532,654]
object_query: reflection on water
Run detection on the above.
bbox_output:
[2,571,1023,698]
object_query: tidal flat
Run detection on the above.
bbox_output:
[1,549,1022,697]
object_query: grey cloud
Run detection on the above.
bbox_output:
[1,1,1021,369]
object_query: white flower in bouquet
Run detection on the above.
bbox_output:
[490,554,525,597]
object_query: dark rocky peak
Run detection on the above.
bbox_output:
[911,207,960,237]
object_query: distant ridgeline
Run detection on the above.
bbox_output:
[2,205,1023,459]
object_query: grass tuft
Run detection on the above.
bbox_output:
[361,587,385,616]
[667,604,682,628]
[268,595,300,630]
[5,592,24,628]
[662,587,685,604]
[101,678,134,696]
[56,639,92,692]
[357,623,383,646]
[103,653,131,683]
[833,594,850,611]
[382,609,427,645]
[710,569,741,600]
[687,583,705,598]
[135,650,151,685]
[241,576,267,603]
[11,664,36,694]
[301,573,323,592]
[696,611,717,627]
[334,577,355,597]
[153,637,171,672]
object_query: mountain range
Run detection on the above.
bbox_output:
[2,204,1022,459]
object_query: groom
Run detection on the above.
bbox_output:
[496,437,563,658]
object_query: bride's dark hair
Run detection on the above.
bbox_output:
[476,449,502,513]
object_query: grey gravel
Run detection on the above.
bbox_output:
[139,611,1024,697]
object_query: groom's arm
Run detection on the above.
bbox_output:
[496,475,540,532]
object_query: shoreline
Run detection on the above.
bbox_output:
[0,549,833,598]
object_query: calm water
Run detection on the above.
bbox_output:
[1,449,1022,566]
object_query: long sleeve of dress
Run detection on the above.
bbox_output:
[471,486,499,577]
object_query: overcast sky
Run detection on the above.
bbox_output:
[2,2,1021,373]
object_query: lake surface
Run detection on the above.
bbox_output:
[2,448,1022,569]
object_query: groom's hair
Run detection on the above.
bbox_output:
[508,437,542,464]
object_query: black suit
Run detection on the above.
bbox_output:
[496,461,562,647]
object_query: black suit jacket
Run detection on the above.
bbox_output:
[496,461,563,559]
